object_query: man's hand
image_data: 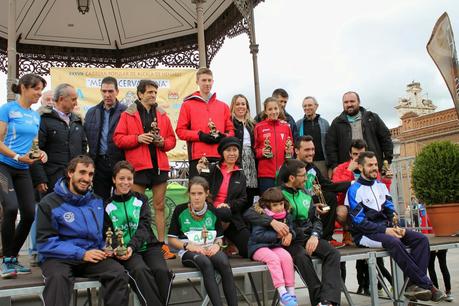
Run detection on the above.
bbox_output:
[382,169,394,179]
[36,183,48,194]
[385,227,403,238]
[394,227,406,238]
[116,247,133,261]
[152,136,165,148]
[270,219,289,237]
[305,235,319,256]
[187,243,207,255]
[347,160,358,172]
[217,203,230,209]
[83,249,107,263]
[39,151,48,164]
[281,233,292,247]
[137,133,154,144]
[205,244,221,257]
[315,203,330,215]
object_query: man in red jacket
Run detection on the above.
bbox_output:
[114,80,177,259]
[176,68,234,179]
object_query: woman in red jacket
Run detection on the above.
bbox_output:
[254,97,293,194]
[114,80,176,259]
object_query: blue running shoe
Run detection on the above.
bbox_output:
[1,258,17,279]
[280,293,298,306]
[11,257,31,274]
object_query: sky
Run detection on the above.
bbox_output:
[1,0,458,128]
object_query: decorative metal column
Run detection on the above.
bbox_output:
[193,0,207,68]
[7,0,17,101]
[235,0,261,114]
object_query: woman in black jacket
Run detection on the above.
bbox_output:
[230,94,258,206]
[104,161,172,306]
[196,137,250,258]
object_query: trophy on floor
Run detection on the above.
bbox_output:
[150,118,162,143]
[201,225,208,246]
[114,228,127,256]
[208,118,220,138]
[104,227,114,256]
[29,138,41,159]
[263,136,273,158]
[199,155,210,173]
[284,136,293,159]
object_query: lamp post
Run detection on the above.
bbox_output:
[77,0,90,15]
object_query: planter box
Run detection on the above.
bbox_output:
[426,203,459,236]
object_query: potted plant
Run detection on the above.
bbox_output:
[412,141,459,236]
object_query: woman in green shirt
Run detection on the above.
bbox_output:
[104,161,172,306]
[168,176,238,306]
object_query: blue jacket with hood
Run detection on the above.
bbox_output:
[36,177,105,261]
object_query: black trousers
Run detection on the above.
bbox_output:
[121,245,173,306]
[429,250,451,292]
[0,163,35,257]
[287,239,341,305]
[41,258,130,306]
[224,222,250,258]
[93,155,114,200]
[320,191,338,241]
[182,251,238,306]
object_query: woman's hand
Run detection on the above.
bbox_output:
[116,247,133,261]
[18,154,40,165]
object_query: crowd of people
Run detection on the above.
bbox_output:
[0,69,453,306]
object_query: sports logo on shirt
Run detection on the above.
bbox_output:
[9,111,23,119]
[63,212,75,223]
[205,217,213,227]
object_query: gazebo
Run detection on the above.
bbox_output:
[1,0,263,111]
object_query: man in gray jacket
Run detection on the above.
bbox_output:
[296,96,329,177]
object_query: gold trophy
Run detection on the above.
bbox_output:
[104,227,114,256]
[392,213,400,229]
[285,136,293,159]
[313,178,330,212]
[114,228,127,256]
[201,225,208,246]
[199,154,210,173]
[208,118,219,138]
[29,138,41,159]
[381,160,392,178]
[263,136,273,158]
[150,118,162,143]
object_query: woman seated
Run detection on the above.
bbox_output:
[104,161,172,306]
[168,176,238,306]
[196,137,251,258]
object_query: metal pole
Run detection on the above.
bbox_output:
[249,3,261,114]
[7,0,17,102]
[193,0,207,68]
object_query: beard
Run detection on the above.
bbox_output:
[71,180,90,195]
[345,107,359,116]
[362,169,378,180]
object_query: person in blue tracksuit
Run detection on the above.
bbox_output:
[36,155,129,306]
[345,151,445,303]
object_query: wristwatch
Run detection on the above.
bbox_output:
[13,154,20,162]
[183,242,189,250]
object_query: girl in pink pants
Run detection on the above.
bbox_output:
[246,187,298,306]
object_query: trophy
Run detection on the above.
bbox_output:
[208,118,219,138]
[29,138,41,159]
[199,155,210,173]
[392,213,400,229]
[381,160,393,178]
[104,227,114,256]
[263,136,273,158]
[114,228,127,256]
[150,118,162,143]
[284,136,293,159]
[201,225,208,246]
[313,178,330,212]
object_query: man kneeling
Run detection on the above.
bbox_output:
[36,155,130,306]
[345,151,445,302]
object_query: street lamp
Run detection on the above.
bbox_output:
[77,0,90,15]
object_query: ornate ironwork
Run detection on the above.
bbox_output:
[0,1,263,75]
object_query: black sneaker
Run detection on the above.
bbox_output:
[404,285,432,301]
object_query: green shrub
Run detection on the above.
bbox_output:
[412,141,459,205]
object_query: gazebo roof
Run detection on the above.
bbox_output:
[0,0,261,75]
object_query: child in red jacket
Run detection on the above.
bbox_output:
[254,97,293,193]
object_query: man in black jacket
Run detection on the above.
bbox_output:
[84,77,127,200]
[31,83,87,195]
[325,91,393,173]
